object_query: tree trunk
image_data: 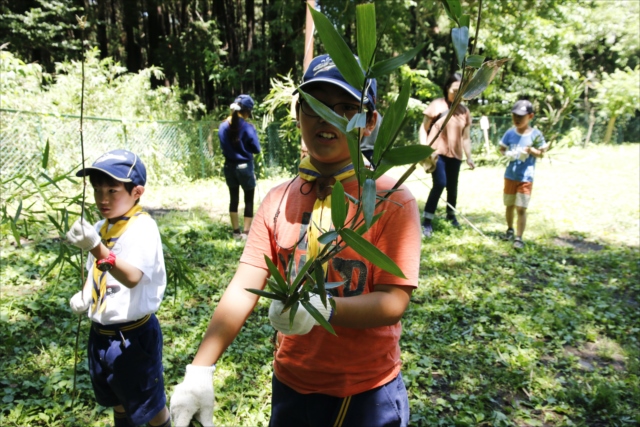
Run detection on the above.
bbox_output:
[122,0,142,72]
[584,109,595,147]
[603,115,617,144]
[96,0,109,58]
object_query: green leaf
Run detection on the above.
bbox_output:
[452,26,469,67]
[302,299,336,335]
[381,145,434,166]
[369,45,425,79]
[347,112,368,132]
[460,14,470,29]
[346,133,362,173]
[362,178,376,228]
[354,212,383,235]
[466,54,485,69]
[339,228,406,278]
[42,139,49,169]
[264,254,289,294]
[331,180,346,229]
[373,82,411,163]
[313,261,327,306]
[10,219,21,248]
[245,288,286,301]
[290,255,315,292]
[462,59,510,100]
[356,3,376,70]
[309,6,364,90]
[318,230,339,245]
[298,90,348,134]
[13,199,22,223]
[440,0,462,25]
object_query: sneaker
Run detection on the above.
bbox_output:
[446,215,461,228]
[513,237,525,249]
[232,229,243,240]
[422,223,433,238]
[503,228,515,241]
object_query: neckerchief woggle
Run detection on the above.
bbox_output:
[91,204,148,313]
[298,156,355,274]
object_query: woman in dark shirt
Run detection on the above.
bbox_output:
[218,94,261,239]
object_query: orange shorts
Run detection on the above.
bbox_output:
[503,178,533,208]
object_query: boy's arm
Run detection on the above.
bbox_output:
[192,262,269,366]
[330,285,413,328]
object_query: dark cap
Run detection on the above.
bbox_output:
[231,94,255,111]
[295,54,377,110]
[511,100,534,116]
[76,149,147,186]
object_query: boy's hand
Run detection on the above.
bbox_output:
[170,364,216,427]
[69,290,92,314]
[269,294,333,335]
[67,219,101,251]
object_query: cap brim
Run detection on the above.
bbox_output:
[296,78,368,106]
[76,167,133,183]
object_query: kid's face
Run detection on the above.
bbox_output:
[512,113,533,131]
[298,84,374,171]
[92,181,144,223]
[447,81,461,103]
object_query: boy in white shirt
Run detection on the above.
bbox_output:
[67,149,170,427]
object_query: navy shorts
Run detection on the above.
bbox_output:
[269,373,409,427]
[223,162,256,190]
[88,314,166,426]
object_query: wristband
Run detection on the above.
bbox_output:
[96,251,116,272]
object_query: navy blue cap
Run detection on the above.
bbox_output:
[76,149,147,186]
[232,94,255,110]
[296,54,377,110]
[511,100,534,116]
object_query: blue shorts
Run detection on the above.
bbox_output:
[269,373,409,427]
[223,162,256,190]
[88,314,166,426]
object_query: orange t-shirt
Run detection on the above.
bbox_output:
[240,174,421,397]
[424,98,471,160]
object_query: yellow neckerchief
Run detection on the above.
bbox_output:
[298,156,355,274]
[91,204,148,313]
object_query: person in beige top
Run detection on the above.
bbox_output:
[418,73,475,237]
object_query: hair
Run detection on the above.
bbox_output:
[228,107,251,145]
[443,73,463,105]
[89,170,140,204]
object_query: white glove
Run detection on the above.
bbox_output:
[504,149,518,161]
[170,364,216,427]
[66,218,101,251]
[517,148,530,161]
[69,290,92,314]
[269,294,333,336]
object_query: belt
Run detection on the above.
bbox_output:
[92,314,151,336]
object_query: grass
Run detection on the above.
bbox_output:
[1,144,638,426]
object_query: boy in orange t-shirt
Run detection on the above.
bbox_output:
[170,54,421,427]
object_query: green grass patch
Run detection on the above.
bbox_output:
[1,144,638,426]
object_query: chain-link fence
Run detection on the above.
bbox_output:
[2,108,638,185]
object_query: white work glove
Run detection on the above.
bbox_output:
[517,148,530,161]
[170,364,216,427]
[66,218,101,251]
[504,149,518,161]
[69,290,92,314]
[269,294,333,336]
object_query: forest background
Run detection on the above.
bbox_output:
[1,0,639,170]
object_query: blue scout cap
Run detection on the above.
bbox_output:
[232,94,255,110]
[296,54,377,110]
[511,100,534,116]
[76,149,147,186]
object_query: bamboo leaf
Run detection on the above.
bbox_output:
[324,281,346,290]
[309,6,364,90]
[331,180,346,229]
[452,26,469,67]
[318,230,339,245]
[362,178,376,228]
[440,0,462,25]
[313,261,327,307]
[42,139,50,169]
[13,199,22,223]
[460,14,470,29]
[290,255,315,291]
[369,45,425,79]
[245,288,286,301]
[462,59,510,100]
[466,54,485,69]
[298,90,348,134]
[381,145,434,166]
[10,219,22,248]
[264,254,289,294]
[302,300,336,335]
[356,3,376,70]
[339,229,406,278]
[373,82,411,163]
[354,212,383,235]
[347,112,368,132]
